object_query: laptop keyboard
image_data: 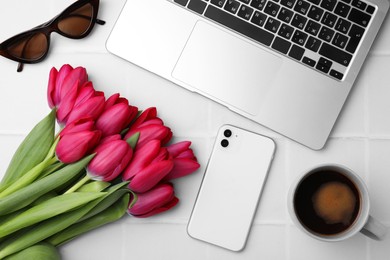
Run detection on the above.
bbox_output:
[171,0,376,80]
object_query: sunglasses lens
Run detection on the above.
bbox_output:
[7,32,48,61]
[58,3,94,37]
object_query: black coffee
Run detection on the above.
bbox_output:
[294,170,361,236]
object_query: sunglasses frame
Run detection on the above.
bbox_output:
[0,0,104,71]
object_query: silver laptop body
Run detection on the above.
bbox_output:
[106,0,389,150]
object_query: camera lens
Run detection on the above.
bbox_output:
[224,129,232,138]
[221,139,229,147]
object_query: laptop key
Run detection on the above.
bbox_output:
[352,0,367,10]
[264,17,281,33]
[319,42,352,66]
[332,32,348,49]
[346,24,364,53]
[210,0,226,7]
[174,0,189,6]
[188,0,208,14]
[251,11,268,26]
[307,0,321,5]
[316,57,332,73]
[264,2,281,17]
[320,0,337,12]
[278,23,294,39]
[335,18,351,34]
[250,0,267,11]
[334,2,351,18]
[292,30,308,45]
[330,69,344,80]
[278,7,294,23]
[204,5,275,46]
[294,0,310,15]
[302,56,316,67]
[289,44,305,60]
[238,5,254,20]
[321,12,337,28]
[348,8,371,27]
[272,36,292,54]
[291,13,308,29]
[224,0,241,14]
[280,0,297,9]
[308,6,325,21]
[305,20,321,36]
[305,36,322,52]
[318,26,335,42]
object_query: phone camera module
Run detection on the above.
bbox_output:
[224,129,232,138]
[221,139,229,148]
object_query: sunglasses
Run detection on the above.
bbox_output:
[0,0,105,72]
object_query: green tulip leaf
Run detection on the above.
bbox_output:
[0,109,55,192]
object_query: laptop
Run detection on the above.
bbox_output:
[106,0,389,150]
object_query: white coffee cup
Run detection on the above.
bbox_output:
[288,164,388,242]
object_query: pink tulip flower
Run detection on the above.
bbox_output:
[125,124,172,149]
[59,117,95,137]
[164,141,200,181]
[47,64,88,109]
[62,82,106,125]
[96,94,138,137]
[128,183,179,218]
[124,107,172,149]
[56,130,101,164]
[87,135,133,181]
[129,107,158,130]
[123,140,174,193]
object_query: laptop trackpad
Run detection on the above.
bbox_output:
[172,21,282,116]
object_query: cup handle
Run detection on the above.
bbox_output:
[360,215,388,240]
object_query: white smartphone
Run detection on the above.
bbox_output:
[187,124,276,251]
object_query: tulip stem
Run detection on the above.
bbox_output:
[64,175,90,194]
[44,136,60,161]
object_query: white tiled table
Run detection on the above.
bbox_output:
[0,1,389,259]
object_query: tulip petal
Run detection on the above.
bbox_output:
[56,131,100,163]
[128,183,178,217]
[59,118,95,137]
[56,80,79,124]
[87,138,133,181]
[133,197,179,218]
[66,95,105,124]
[126,125,170,148]
[96,103,135,137]
[47,67,58,108]
[167,141,191,158]
[129,160,174,193]
[60,67,87,101]
[122,140,161,181]
[129,107,157,130]
[164,158,200,181]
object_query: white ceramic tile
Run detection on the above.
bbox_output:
[369,231,390,260]
[59,218,125,260]
[122,223,208,260]
[206,225,287,260]
[366,56,390,136]
[368,140,390,222]
[0,135,25,180]
[287,139,367,183]
[289,225,368,260]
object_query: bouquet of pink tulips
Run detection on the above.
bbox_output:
[0,64,200,259]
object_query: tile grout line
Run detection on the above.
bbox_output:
[285,139,291,260]
[364,76,371,260]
